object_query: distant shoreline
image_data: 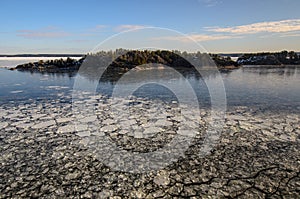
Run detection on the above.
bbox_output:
[3,50,300,72]
[0,54,84,58]
[242,64,300,68]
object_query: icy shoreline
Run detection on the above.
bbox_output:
[0,95,299,198]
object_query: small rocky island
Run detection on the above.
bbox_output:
[10,50,240,73]
[9,50,300,74]
[10,57,85,72]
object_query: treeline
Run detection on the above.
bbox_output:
[237,51,300,65]
[209,54,239,67]
[12,49,240,73]
[0,54,83,57]
[87,49,238,68]
[81,50,229,82]
[14,49,300,74]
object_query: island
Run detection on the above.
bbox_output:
[9,49,240,73]
[9,50,300,74]
[237,50,300,65]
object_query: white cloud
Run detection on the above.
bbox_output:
[206,19,300,34]
[89,25,107,32]
[198,0,222,7]
[154,34,240,42]
[17,27,70,39]
[188,34,237,41]
[115,25,149,32]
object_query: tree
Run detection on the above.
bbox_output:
[38,60,44,66]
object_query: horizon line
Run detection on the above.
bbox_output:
[0,49,299,56]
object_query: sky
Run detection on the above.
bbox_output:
[1,0,300,54]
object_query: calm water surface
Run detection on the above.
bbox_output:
[0,63,299,113]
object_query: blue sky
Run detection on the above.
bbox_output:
[1,0,300,54]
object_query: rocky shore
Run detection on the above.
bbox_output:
[237,51,300,65]
[0,94,299,198]
[10,57,85,73]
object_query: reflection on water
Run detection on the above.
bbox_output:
[242,65,300,76]
[223,66,300,112]
[0,69,75,103]
[0,66,299,112]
